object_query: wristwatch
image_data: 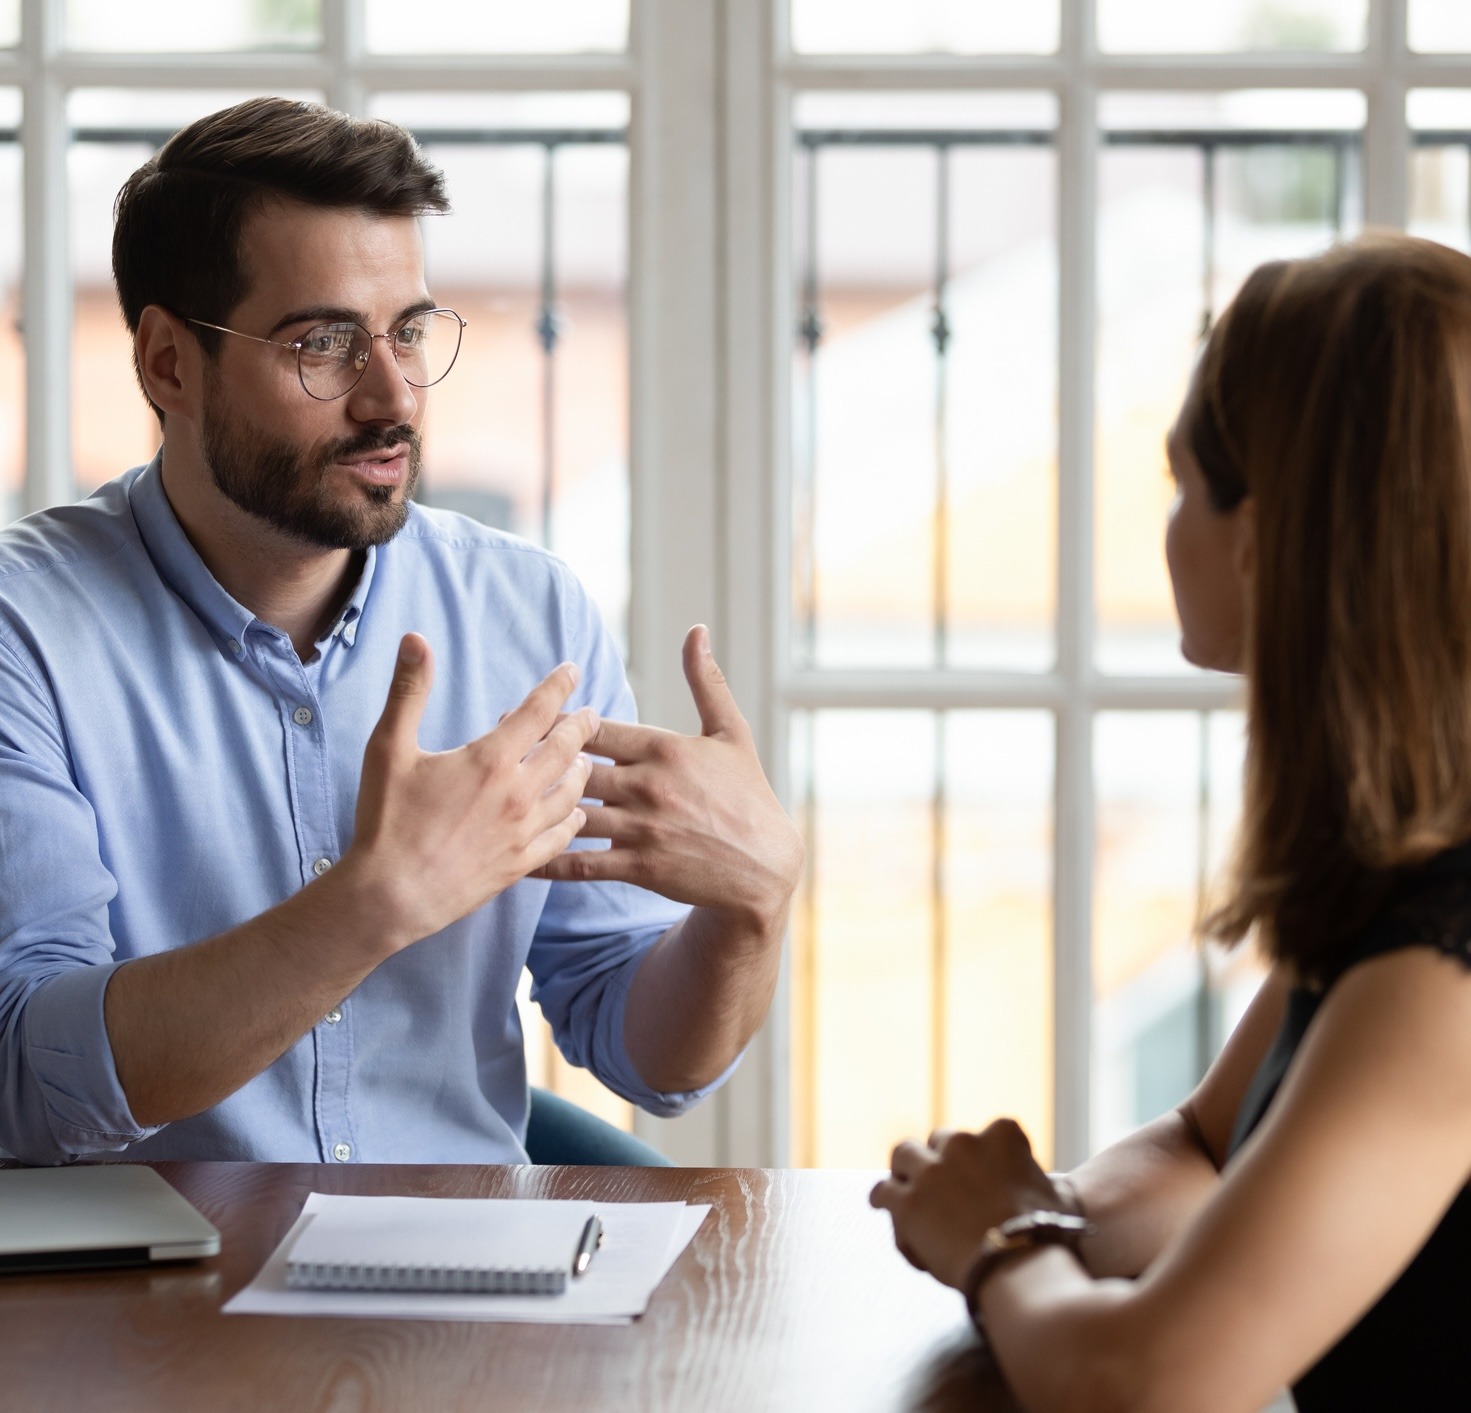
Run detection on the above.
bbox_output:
[962,1210,1094,1322]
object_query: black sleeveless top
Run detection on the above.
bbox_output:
[1226,843,1471,1411]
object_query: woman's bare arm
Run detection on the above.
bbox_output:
[977,947,1471,1413]
[1067,965,1290,1277]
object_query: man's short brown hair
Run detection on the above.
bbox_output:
[112,96,449,416]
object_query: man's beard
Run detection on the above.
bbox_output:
[201,378,422,552]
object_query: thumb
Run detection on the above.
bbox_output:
[372,633,434,755]
[682,625,745,740]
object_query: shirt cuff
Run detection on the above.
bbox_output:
[587,952,746,1117]
[21,963,160,1157]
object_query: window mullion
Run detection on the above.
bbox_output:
[20,0,69,517]
[1054,0,1098,1167]
[1365,0,1409,228]
[324,0,367,115]
[626,0,726,1165]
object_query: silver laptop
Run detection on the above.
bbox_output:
[0,1164,220,1274]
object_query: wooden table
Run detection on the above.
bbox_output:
[0,1163,1022,1412]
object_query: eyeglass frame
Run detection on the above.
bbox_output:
[184,308,468,402]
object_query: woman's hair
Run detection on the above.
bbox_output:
[1188,234,1471,977]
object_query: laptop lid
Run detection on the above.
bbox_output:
[0,1164,221,1274]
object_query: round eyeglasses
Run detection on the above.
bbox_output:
[186,309,467,401]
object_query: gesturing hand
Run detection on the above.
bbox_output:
[869,1120,1067,1291]
[535,625,803,932]
[346,633,600,952]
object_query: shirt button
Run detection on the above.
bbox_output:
[228,639,244,658]
[313,857,333,877]
[332,1143,352,1162]
[324,1008,342,1025]
[292,706,314,727]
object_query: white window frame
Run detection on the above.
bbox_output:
[11,0,1471,1169]
[0,0,735,1161]
[713,0,1471,1170]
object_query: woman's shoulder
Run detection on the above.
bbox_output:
[1329,842,1471,982]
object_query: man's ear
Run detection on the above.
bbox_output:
[134,305,199,420]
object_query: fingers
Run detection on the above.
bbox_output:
[491,662,582,758]
[369,634,435,760]
[521,706,600,787]
[566,803,628,840]
[682,625,748,741]
[582,761,624,803]
[522,806,589,875]
[888,1140,933,1182]
[540,752,594,814]
[581,717,670,764]
[533,846,642,885]
[869,1180,925,1272]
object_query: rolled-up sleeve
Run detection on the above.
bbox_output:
[524,573,740,1117]
[0,628,155,1163]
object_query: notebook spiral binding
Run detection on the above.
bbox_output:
[285,1261,568,1295]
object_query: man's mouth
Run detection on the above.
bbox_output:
[336,445,410,484]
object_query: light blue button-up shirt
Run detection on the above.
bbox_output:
[0,457,709,1165]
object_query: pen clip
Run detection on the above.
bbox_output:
[573,1214,603,1278]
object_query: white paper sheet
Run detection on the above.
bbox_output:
[224,1193,709,1324]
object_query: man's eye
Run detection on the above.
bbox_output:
[304,329,356,357]
[394,323,426,348]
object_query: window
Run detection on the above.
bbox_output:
[767,0,1471,1169]
[10,2,1471,1168]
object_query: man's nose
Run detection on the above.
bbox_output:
[346,335,420,425]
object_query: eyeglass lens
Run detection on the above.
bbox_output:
[296,310,464,400]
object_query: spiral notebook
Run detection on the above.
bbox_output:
[226,1192,705,1323]
[283,1195,594,1295]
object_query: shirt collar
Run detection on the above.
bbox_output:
[126,451,379,657]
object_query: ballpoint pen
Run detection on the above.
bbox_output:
[573,1215,603,1278]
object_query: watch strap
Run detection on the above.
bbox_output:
[962,1210,1094,1322]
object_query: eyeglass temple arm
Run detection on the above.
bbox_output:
[185,318,298,351]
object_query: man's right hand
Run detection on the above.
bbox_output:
[344,632,599,953]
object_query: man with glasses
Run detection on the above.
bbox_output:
[0,98,802,1165]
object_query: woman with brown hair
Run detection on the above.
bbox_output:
[871,233,1471,1412]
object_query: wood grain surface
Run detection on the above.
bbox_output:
[0,1162,1023,1413]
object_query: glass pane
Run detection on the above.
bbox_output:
[1409,91,1471,253]
[67,0,320,51]
[792,94,1058,672]
[370,93,631,652]
[942,712,1054,1160]
[0,92,18,523]
[790,709,1054,1168]
[1093,710,1257,1154]
[367,0,627,54]
[792,0,1059,54]
[792,710,937,1166]
[70,91,321,498]
[1098,0,1365,53]
[0,1,16,49]
[1096,91,1363,674]
[1411,0,1471,52]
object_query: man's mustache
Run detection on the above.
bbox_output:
[321,425,422,462]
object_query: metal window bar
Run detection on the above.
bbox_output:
[790,121,1388,1158]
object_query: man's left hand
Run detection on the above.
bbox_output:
[535,626,803,933]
